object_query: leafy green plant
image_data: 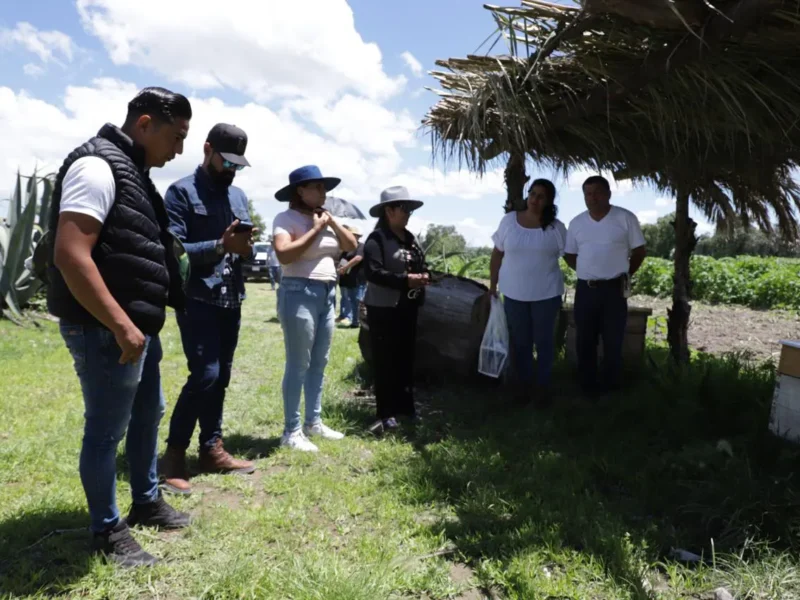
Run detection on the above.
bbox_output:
[0,170,54,321]
[629,255,800,310]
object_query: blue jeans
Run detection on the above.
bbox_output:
[168,298,241,451]
[503,295,562,387]
[268,266,281,290]
[338,286,350,320]
[278,278,335,434]
[60,322,165,533]
[339,284,365,325]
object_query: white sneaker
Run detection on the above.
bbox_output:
[303,422,345,440]
[280,429,319,452]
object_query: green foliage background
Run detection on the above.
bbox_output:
[440,252,800,311]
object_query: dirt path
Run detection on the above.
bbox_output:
[625,292,800,362]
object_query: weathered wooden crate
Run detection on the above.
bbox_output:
[769,341,800,443]
[561,304,653,365]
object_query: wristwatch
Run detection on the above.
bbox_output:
[215,239,225,255]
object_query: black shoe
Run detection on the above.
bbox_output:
[127,493,192,530]
[92,520,159,568]
[383,417,400,431]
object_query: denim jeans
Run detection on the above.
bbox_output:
[278,277,335,434]
[574,279,628,393]
[338,286,351,320]
[339,284,365,325]
[503,295,562,388]
[268,266,281,290]
[60,322,165,533]
[167,297,241,451]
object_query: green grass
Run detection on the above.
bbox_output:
[2,287,800,599]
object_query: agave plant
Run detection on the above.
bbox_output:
[0,170,54,321]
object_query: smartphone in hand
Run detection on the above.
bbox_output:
[233,221,254,234]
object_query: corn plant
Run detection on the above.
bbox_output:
[0,170,54,321]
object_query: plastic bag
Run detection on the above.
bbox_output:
[478,296,509,378]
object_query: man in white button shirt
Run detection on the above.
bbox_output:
[564,175,647,397]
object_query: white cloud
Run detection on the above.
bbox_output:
[387,166,506,200]
[290,95,417,157]
[636,209,659,224]
[455,217,495,247]
[655,196,674,207]
[0,79,500,238]
[0,22,75,64]
[76,0,406,103]
[22,63,45,78]
[401,51,424,78]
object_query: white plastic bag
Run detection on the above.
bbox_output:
[478,296,509,378]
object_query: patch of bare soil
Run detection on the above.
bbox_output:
[628,292,800,362]
[193,482,244,511]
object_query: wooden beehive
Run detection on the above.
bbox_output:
[561,304,653,365]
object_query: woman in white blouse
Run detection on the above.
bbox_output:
[489,178,566,407]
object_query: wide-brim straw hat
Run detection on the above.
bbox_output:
[343,224,363,236]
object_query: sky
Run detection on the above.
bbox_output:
[0,0,715,246]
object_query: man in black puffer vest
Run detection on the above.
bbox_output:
[48,87,193,568]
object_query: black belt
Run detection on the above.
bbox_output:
[578,276,623,288]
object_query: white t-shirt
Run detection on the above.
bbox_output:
[58,156,116,224]
[565,206,646,280]
[272,209,340,281]
[491,213,567,302]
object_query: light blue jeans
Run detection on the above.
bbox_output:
[339,283,366,325]
[278,277,336,434]
[60,322,165,532]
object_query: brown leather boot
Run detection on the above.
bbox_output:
[160,445,192,496]
[198,439,256,475]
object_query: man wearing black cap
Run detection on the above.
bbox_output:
[161,123,257,495]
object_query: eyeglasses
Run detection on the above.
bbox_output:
[396,202,416,215]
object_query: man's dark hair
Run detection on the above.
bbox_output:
[582,175,611,193]
[123,86,192,129]
[528,178,558,230]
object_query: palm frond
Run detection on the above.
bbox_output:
[424,0,800,237]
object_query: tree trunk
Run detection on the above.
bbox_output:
[358,274,490,377]
[504,151,528,213]
[667,189,697,364]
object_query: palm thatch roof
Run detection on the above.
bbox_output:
[424,0,800,235]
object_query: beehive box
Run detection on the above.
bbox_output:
[561,305,653,366]
[769,341,800,443]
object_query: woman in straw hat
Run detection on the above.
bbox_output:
[363,186,428,433]
[272,165,358,452]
